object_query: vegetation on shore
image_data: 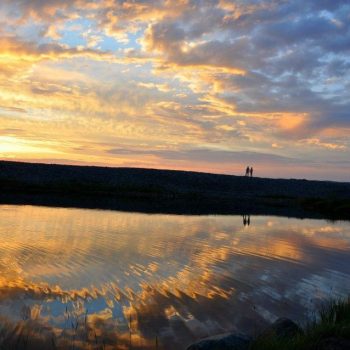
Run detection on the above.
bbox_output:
[250,297,350,350]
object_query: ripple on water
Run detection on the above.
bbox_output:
[0,205,349,349]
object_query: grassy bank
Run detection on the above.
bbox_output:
[251,298,350,350]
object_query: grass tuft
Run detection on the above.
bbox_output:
[250,297,350,350]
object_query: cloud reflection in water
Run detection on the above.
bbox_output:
[0,205,349,349]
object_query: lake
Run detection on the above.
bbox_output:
[0,205,349,349]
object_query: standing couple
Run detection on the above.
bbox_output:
[245,166,253,177]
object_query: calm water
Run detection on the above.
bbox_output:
[0,205,349,349]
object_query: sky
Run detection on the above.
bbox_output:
[0,0,349,181]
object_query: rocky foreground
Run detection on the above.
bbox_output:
[0,160,350,219]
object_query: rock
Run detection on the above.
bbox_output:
[259,317,302,339]
[317,337,350,350]
[186,332,252,350]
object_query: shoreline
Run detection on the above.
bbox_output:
[187,298,350,350]
[1,160,350,220]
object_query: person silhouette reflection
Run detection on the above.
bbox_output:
[243,215,251,227]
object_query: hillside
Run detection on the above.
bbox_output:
[1,161,349,219]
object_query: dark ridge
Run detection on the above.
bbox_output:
[1,160,349,219]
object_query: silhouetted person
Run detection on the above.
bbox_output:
[250,167,253,177]
[247,215,250,226]
[245,166,250,176]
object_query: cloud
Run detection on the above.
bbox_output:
[137,81,171,92]
[0,0,349,180]
[0,35,113,64]
[108,147,307,166]
[137,0,350,135]
[299,138,347,151]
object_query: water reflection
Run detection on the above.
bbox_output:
[243,214,251,227]
[0,205,349,349]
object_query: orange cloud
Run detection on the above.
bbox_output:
[299,138,346,150]
[0,36,114,67]
[0,0,349,179]
[277,113,308,130]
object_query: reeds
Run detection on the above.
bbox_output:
[250,296,350,350]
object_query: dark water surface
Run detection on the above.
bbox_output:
[0,205,349,349]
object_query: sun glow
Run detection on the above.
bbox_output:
[0,136,62,156]
[0,0,348,180]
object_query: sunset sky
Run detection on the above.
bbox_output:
[0,0,349,181]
